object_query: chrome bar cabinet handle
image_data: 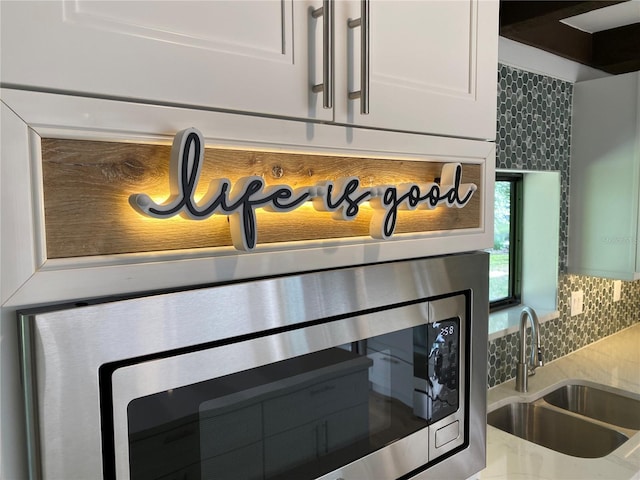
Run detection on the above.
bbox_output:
[311,0,334,109]
[348,0,370,114]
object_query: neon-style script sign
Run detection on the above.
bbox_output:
[130,128,477,251]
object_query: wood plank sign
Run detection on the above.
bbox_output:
[42,129,482,258]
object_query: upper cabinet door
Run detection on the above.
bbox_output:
[568,72,640,281]
[335,0,498,140]
[0,1,333,122]
[1,1,498,139]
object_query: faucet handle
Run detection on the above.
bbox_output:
[536,347,544,367]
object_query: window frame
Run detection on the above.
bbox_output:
[490,173,523,311]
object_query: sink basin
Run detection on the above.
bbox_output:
[544,384,640,430]
[487,403,628,458]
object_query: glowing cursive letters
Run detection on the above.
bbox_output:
[130,128,477,251]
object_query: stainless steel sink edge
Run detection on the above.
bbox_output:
[487,379,640,459]
[488,378,640,414]
[487,378,585,413]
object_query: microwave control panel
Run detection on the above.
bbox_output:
[413,318,460,424]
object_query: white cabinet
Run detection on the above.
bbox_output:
[337,0,498,140]
[0,87,495,480]
[0,0,498,140]
[0,0,333,122]
[568,72,640,281]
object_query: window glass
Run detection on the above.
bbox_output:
[488,175,522,309]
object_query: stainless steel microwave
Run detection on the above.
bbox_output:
[19,251,488,479]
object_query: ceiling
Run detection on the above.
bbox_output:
[499,0,640,74]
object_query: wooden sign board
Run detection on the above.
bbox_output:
[41,138,482,259]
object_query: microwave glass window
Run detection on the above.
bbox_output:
[126,319,460,480]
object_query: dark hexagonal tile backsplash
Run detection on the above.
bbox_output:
[487,65,640,388]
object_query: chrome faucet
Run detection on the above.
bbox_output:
[515,306,544,392]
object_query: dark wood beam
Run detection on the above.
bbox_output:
[501,19,593,65]
[592,22,640,74]
[499,0,640,75]
[500,1,627,34]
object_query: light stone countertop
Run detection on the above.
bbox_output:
[478,323,640,480]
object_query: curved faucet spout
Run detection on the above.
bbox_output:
[516,306,544,392]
